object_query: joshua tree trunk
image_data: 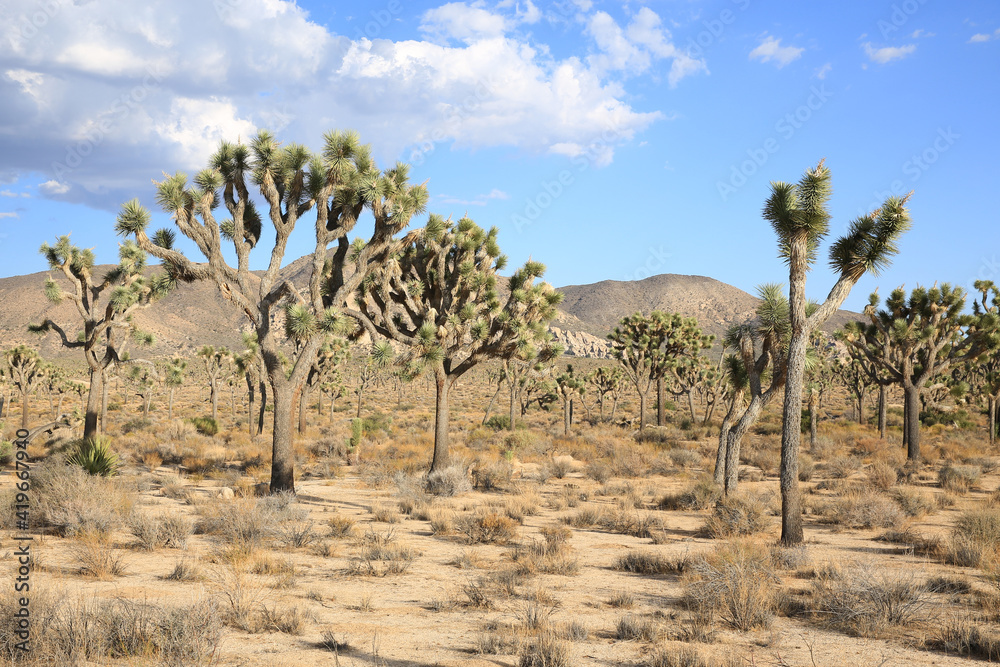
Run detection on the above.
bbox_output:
[298,384,309,434]
[656,376,665,426]
[210,379,219,421]
[84,368,102,439]
[903,383,921,461]
[168,387,175,420]
[878,386,887,438]
[482,383,502,425]
[808,388,818,452]
[257,380,267,436]
[989,395,997,446]
[356,389,364,419]
[270,385,295,492]
[714,392,743,485]
[687,391,696,422]
[563,397,571,436]
[610,396,619,423]
[725,395,765,494]
[638,390,647,430]
[856,391,865,426]
[316,389,323,418]
[20,387,30,429]
[431,368,452,472]
[508,383,517,431]
[100,373,109,433]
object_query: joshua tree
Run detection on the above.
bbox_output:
[117,129,428,493]
[587,365,626,422]
[607,312,666,429]
[554,364,585,435]
[764,160,911,545]
[4,346,44,429]
[504,343,563,430]
[197,346,230,422]
[354,342,392,419]
[355,214,563,473]
[163,357,186,420]
[233,332,268,436]
[665,342,718,423]
[299,338,348,433]
[971,281,1000,443]
[30,236,169,438]
[843,284,996,460]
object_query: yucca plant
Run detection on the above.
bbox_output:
[67,436,120,476]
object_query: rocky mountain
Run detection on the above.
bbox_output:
[0,265,862,364]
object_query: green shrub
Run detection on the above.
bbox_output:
[187,417,218,436]
[360,412,392,436]
[67,436,120,477]
[0,440,12,466]
[484,415,514,431]
[349,418,363,450]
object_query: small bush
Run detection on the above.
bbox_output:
[32,461,136,536]
[615,613,659,641]
[659,478,721,511]
[829,490,904,530]
[812,566,929,637]
[939,464,981,494]
[457,511,519,545]
[933,616,1000,660]
[890,487,935,518]
[187,417,219,436]
[484,415,512,430]
[703,493,770,538]
[949,508,1000,567]
[826,456,862,479]
[615,551,684,576]
[426,464,472,496]
[517,631,572,667]
[473,460,514,490]
[684,540,779,631]
[866,462,897,491]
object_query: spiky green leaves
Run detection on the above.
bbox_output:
[763,161,832,266]
[284,303,318,342]
[115,199,152,236]
[43,278,63,305]
[830,194,912,281]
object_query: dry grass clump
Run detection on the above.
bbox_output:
[32,461,137,536]
[659,478,721,511]
[889,487,935,518]
[615,550,687,576]
[615,613,660,641]
[702,493,770,538]
[508,525,579,575]
[810,564,929,637]
[129,512,192,550]
[826,455,863,479]
[938,464,981,494]
[472,460,515,490]
[347,527,419,576]
[932,615,1000,660]
[0,588,221,665]
[72,532,129,578]
[165,558,205,581]
[516,630,572,667]
[948,508,1000,567]
[645,644,740,667]
[369,502,402,523]
[827,489,905,530]
[683,540,780,632]
[456,510,520,545]
[196,493,305,551]
[426,463,472,496]
[327,514,356,538]
[866,462,898,491]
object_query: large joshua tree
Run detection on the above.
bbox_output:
[765,160,911,545]
[971,281,1000,443]
[607,312,669,429]
[4,346,45,429]
[30,236,169,438]
[354,214,563,474]
[118,130,428,493]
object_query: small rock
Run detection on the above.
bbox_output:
[216,487,235,499]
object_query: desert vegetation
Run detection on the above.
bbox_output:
[2,142,999,666]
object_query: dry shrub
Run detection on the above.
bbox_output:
[812,565,929,638]
[473,460,515,490]
[427,463,473,496]
[32,461,136,536]
[72,533,129,578]
[347,527,418,576]
[327,514,356,538]
[457,510,519,545]
[933,615,1000,660]
[826,455,862,479]
[615,613,659,641]
[0,589,221,666]
[517,630,572,667]
[949,508,1000,567]
[938,464,981,494]
[890,487,935,518]
[196,493,305,551]
[703,493,770,538]
[829,489,904,530]
[684,540,779,631]
[615,550,687,576]
[659,478,721,511]
[129,512,192,550]
[866,462,897,491]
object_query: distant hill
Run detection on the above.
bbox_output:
[0,265,863,363]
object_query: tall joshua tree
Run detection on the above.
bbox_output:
[354,214,563,474]
[30,236,169,438]
[587,365,626,422]
[118,130,428,493]
[607,312,667,429]
[555,364,585,435]
[971,281,1000,443]
[163,357,186,420]
[765,160,911,545]
[198,345,230,422]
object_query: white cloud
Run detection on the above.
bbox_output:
[863,42,917,64]
[439,188,510,206]
[968,33,992,43]
[0,212,19,219]
[39,181,71,195]
[749,36,804,68]
[586,7,706,85]
[815,63,832,79]
[0,190,29,198]
[420,3,509,43]
[0,0,687,210]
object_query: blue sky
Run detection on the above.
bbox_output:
[1,0,997,314]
